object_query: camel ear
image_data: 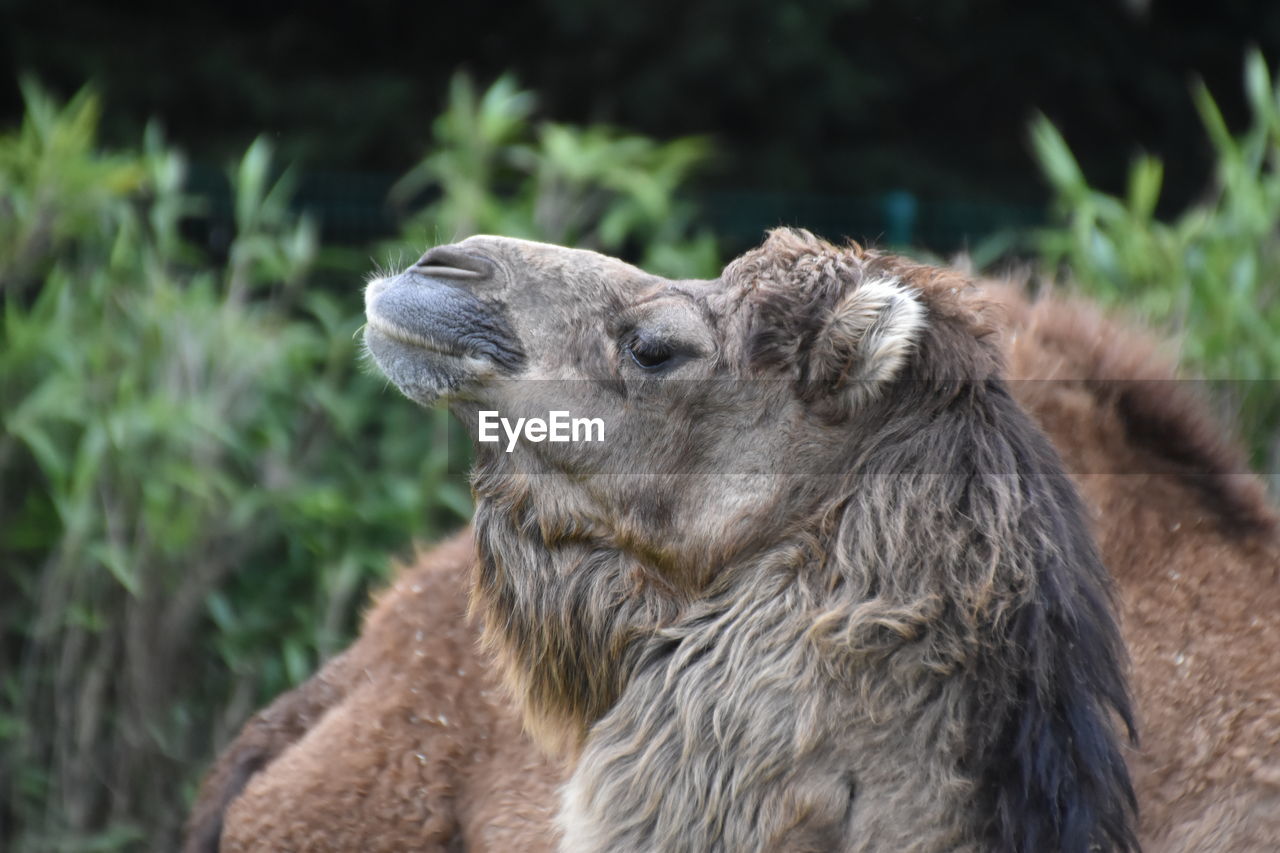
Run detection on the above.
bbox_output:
[806,277,926,404]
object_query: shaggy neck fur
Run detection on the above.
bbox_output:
[470,467,686,751]
[471,395,1136,852]
[468,234,1137,853]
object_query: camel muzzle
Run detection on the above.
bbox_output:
[363,249,524,406]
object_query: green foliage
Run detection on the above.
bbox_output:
[0,79,147,287]
[389,73,720,280]
[1030,49,1280,475]
[0,84,468,851]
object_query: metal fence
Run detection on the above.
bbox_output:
[186,164,1046,253]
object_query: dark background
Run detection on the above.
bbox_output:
[5,0,1279,250]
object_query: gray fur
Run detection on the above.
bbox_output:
[365,229,1137,852]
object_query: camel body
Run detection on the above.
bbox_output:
[189,239,1279,852]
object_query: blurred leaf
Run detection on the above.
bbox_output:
[1126,155,1163,222]
[1029,114,1085,200]
[1191,79,1236,161]
[1029,51,1280,479]
[87,542,140,597]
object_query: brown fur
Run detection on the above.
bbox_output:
[189,238,1278,851]
[187,531,562,853]
[997,288,1280,851]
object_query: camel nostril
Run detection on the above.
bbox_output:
[413,246,495,280]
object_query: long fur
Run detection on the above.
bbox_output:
[468,230,1138,851]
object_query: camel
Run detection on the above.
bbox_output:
[184,531,562,853]
[188,231,1279,852]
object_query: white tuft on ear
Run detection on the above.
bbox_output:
[809,276,926,404]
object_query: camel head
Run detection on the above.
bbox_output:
[364,229,1137,852]
[364,229,969,578]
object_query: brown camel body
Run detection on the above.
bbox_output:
[194,533,561,853]
[188,237,1278,852]
[1002,292,1280,852]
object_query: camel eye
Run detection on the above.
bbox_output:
[626,333,676,370]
